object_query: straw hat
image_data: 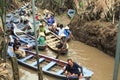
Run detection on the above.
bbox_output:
[60,33,66,37]
[47,14,51,18]
[64,26,69,29]
[53,22,57,28]
[39,23,42,26]
[43,9,49,14]
[40,32,45,36]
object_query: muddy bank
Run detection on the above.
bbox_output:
[69,15,118,56]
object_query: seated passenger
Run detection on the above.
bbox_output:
[56,24,65,36]
[64,59,84,80]
[22,20,34,35]
[39,23,45,33]
[38,32,46,46]
[64,25,73,41]
[56,33,68,52]
[47,14,55,30]
[35,14,40,21]
[13,38,26,58]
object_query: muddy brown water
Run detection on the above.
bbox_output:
[19,40,120,80]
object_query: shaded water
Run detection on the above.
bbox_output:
[19,40,120,80]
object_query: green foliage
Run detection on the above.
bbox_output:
[0,9,2,16]
[54,0,60,4]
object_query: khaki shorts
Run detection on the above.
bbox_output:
[15,49,26,58]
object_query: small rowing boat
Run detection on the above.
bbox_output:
[67,9,75,19]
[7,46,94,79]
[13,28,47,50]
[45,30,68,55]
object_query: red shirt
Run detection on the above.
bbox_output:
[36,15,39,20]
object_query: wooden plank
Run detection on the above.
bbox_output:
[46,38,58,42]
[46,35,55,38]
[31,58,45,66]
[43,61,56,71]
[20,55,34,62]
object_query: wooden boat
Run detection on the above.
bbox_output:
[13,28,47,50]
[45,30,68,55]
[7,46,94,79]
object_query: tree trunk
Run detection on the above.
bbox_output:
[11,57,20,80]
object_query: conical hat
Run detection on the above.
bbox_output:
[60,33,66,37]
[40,32,45,36]
[64,26,69,29]
[39,23,42,26]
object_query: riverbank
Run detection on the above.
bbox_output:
[4,0,118,57]
[69,15,118,56]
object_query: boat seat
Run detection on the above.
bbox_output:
[20,55,34,62]
[47,38,58,41]
[31,58,45,66]
[54,40,60,43]
[46,36,55,39]
[46,35,53,37]
[43,61,56,71]
[57,69,64,75]
[48,43,56,45]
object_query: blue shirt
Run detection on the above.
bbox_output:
[64,29,70,38]
[47,17,55,26]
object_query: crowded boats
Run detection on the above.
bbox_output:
[6,3,94,80]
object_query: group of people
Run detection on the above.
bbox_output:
[8,36,32,58]
[43,9,83,80]
[6,7,84,79]
[44,11,73,41]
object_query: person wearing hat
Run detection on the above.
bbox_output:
[38,32,46,46]
[22,20,34,35]
[37,23,45,37]
[56,33,69,53]
[47,14,55,30]
[64,25,73,41]
[39,23,45,32]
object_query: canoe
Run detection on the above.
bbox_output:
[7,47,94,79]
[13,28,47,50]
[67,9,75,19]
[45,30,68,55]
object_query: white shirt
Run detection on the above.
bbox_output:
[7,22,17,29]
[57,27,65,36]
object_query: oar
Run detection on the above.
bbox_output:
[55,49,61,59]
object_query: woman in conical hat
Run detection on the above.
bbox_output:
[38,32,46,46]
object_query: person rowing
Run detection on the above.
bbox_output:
[56,33,68,55]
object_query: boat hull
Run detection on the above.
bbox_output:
[7,47,93,79]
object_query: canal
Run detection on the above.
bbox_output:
[19,40,120,80]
